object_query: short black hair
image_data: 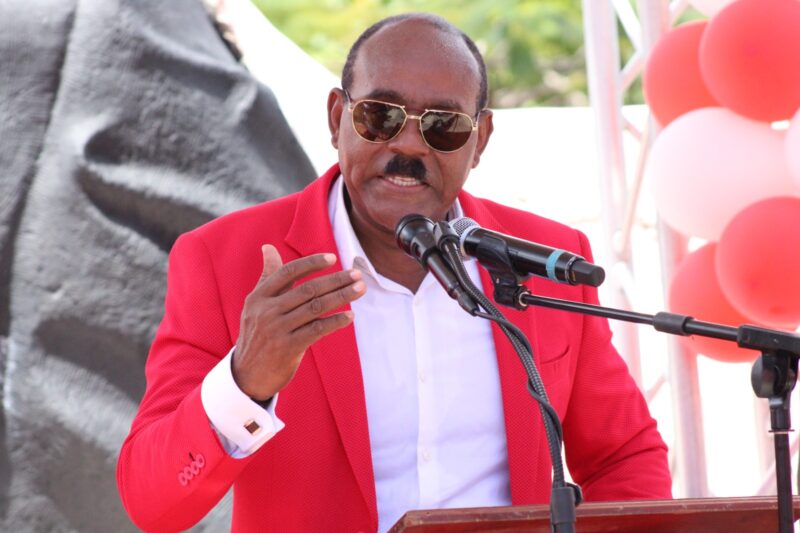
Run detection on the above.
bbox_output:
[341,13,489,113]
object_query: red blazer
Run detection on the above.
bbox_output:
[117,165,670,532]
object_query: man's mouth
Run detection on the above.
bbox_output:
[383,175,426,187]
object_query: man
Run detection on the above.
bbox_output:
[117,13,671,533]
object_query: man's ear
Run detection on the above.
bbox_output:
[327,88,346,149]
[471,109,494,169]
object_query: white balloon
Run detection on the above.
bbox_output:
[786,109,800,190]
[691,0,737,17]
[646,107,795,240]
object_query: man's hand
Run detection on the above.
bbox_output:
[233,245,366,401]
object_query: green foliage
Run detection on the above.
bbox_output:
[252,1,702,108]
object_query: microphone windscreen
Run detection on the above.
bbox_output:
[449,216,479,255]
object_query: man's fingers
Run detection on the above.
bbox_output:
[262,252,338,295]
[282,281,366,332]
[290,311,356,349]
[276,269,362,313]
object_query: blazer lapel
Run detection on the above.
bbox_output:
[285,166,378,525]
[461,192,550,504]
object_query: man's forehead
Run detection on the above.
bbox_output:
[352,20,481,109]
[358,19,473,69]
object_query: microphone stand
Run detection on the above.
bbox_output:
[490,275,800,533]
[427,219,797,531]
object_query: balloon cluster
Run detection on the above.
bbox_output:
[643,0,800,362]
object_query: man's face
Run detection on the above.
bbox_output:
[328,20,493,244]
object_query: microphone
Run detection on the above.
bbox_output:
[395,214,479,314]
[449,217,605,287]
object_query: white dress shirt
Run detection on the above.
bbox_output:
[202,175,511,531]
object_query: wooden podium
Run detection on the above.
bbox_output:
[389,496,800,532]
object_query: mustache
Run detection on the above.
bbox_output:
[383,155,427,181]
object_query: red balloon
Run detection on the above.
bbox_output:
[644,22,719,127]
[717,197,800,329]
[669,244,759,362]
[700,0,800,122]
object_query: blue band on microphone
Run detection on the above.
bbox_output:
[545,249,566,282]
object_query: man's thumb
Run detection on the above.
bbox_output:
[260,244,282,279]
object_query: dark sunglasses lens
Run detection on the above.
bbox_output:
[421,111,474,152]
[352,101,405,142]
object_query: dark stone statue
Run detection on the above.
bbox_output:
[0,0,315,529]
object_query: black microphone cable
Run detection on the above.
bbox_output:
[395,214,580,531]
[435,221,581,533]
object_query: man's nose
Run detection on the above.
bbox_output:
[388,116,430,157]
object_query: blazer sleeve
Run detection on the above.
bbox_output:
[117,231,255,532]
[561,231,672,501]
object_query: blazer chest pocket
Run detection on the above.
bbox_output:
[535,318,572,387]
[539,341,571,381]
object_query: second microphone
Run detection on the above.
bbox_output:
[448,217,605,287]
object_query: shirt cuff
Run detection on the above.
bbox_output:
[201,348,285,458]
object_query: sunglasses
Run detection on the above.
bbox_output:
[345,92,480,153]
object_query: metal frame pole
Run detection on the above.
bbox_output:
[582,0,709,497]
[580,0,643,387]
[637,0,708,498]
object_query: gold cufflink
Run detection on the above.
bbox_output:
[244,419,261,435]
